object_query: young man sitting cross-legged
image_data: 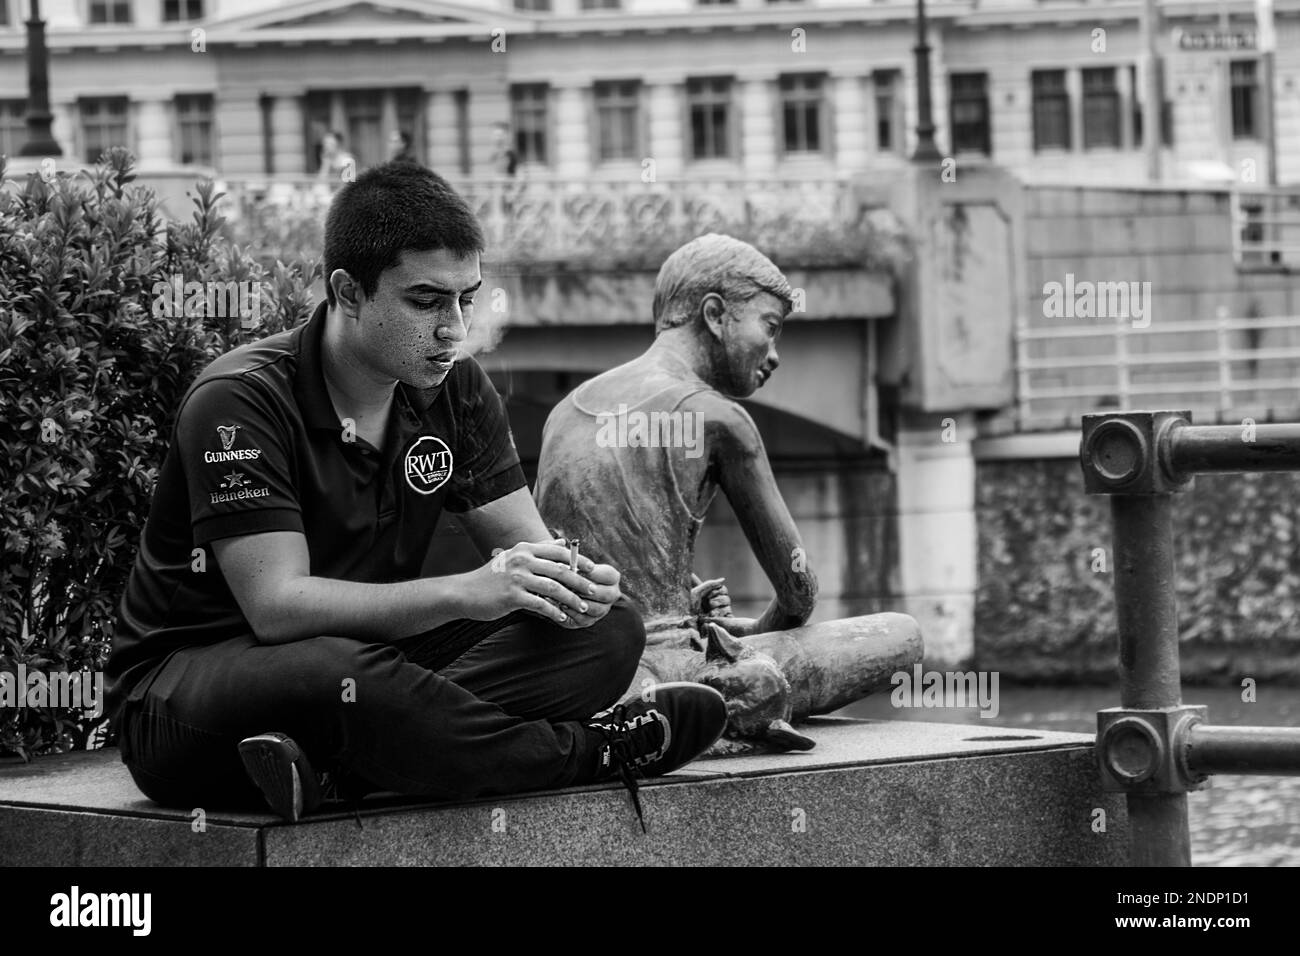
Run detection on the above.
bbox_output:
[105,163,726,827]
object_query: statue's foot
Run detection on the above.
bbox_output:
[763,718,816,752]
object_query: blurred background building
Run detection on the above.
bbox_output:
[4,0,1300,676]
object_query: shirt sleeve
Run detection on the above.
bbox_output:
[445,358,527,513]
[176,374,305,544]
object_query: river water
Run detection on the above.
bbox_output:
[841,684,1300,867]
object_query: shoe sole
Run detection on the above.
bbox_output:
[238,734,319,822]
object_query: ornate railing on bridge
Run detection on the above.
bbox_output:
[216,175,909,274]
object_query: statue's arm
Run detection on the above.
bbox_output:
[706,398,818,633]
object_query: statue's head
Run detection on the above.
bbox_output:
[652,234,793,398]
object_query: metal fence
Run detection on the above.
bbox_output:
[1016,310,1300,432]
[1232,187,1300,271]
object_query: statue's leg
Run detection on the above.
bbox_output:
[741,612,923,720]
[618,644,701,705]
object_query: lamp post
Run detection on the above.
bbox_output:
[911,0,942,162]
[19,0,63,157]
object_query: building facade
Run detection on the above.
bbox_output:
[1,0,1298,186]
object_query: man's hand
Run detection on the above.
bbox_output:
[459,537,622,628]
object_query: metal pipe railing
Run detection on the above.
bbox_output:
[1187,725,1300,775]
[1081,410,1300,867]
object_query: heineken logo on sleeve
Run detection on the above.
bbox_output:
[404,435,454,495]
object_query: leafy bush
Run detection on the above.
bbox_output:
[1,149,318,758]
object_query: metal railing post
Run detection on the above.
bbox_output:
[1110,493,1191,866]
[1082,409,1300,867]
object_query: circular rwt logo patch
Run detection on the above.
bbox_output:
[404,435,454,496]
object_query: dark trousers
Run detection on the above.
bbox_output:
[117,603,645,810]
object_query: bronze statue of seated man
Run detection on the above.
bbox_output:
[535,234,923,754]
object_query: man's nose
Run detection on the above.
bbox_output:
[767,346,780,370]
[437,307,469,344]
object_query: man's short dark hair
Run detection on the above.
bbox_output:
[323,161,485,307]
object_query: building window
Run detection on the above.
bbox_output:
[89,1,132,23]
[1082,67,1120,149]
[0,1,10,25]
[780,73,825,154]
[174,93,213,165]
[513,0,552,10]
[594,80,641,161]
[161,0,203,20]
[80,97,129,163]
[303,88,425,173]
[579,0,620,9]
[511,83,549,165]
[1031,69,1070,150]
[0,100,26,158]
[949,72,990,155]
[687,77,732,160]
[1231,59,1259,140]
[872,69,902,153]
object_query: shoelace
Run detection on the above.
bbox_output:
[589,705,664,834]
[319,771,365,830]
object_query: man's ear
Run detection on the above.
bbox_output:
[701,293,728,341]
[329,269,363,318]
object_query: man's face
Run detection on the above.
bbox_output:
[710,291,787,398]
[352,248,481,390]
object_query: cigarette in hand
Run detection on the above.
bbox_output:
[569,538,580,573]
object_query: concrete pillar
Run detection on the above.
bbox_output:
[553,81,590,178]
[423,89,459,174]
[738,76,776,175]
[1066,66,1084,152]
[831,72,868,171]
[894,411,977,667]
[134,96,172,168]
[470,81,510,175]
[1117,63,1135,152]
[270,95,306,175]
[645,80,684,177]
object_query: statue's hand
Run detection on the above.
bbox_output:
[690,575,732,618]
[713,617,761,638]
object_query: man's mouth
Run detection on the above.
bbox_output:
[426,353,457,371]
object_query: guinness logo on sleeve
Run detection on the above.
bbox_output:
[203,423,262,463]
[404,435,454,495]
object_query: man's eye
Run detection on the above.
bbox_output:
[412,299,440,310]
[460,297,475,309]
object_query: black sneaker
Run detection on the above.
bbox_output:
[584,682,727,832]
[238,732,320,823]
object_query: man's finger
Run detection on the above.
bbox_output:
[525,573,590,616]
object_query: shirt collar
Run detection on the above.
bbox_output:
[295,299,444,431]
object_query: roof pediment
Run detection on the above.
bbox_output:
[208,0,524,33]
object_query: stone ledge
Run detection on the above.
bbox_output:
[0,717,1129,866]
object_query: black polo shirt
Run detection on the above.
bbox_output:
[106,301,525,716]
